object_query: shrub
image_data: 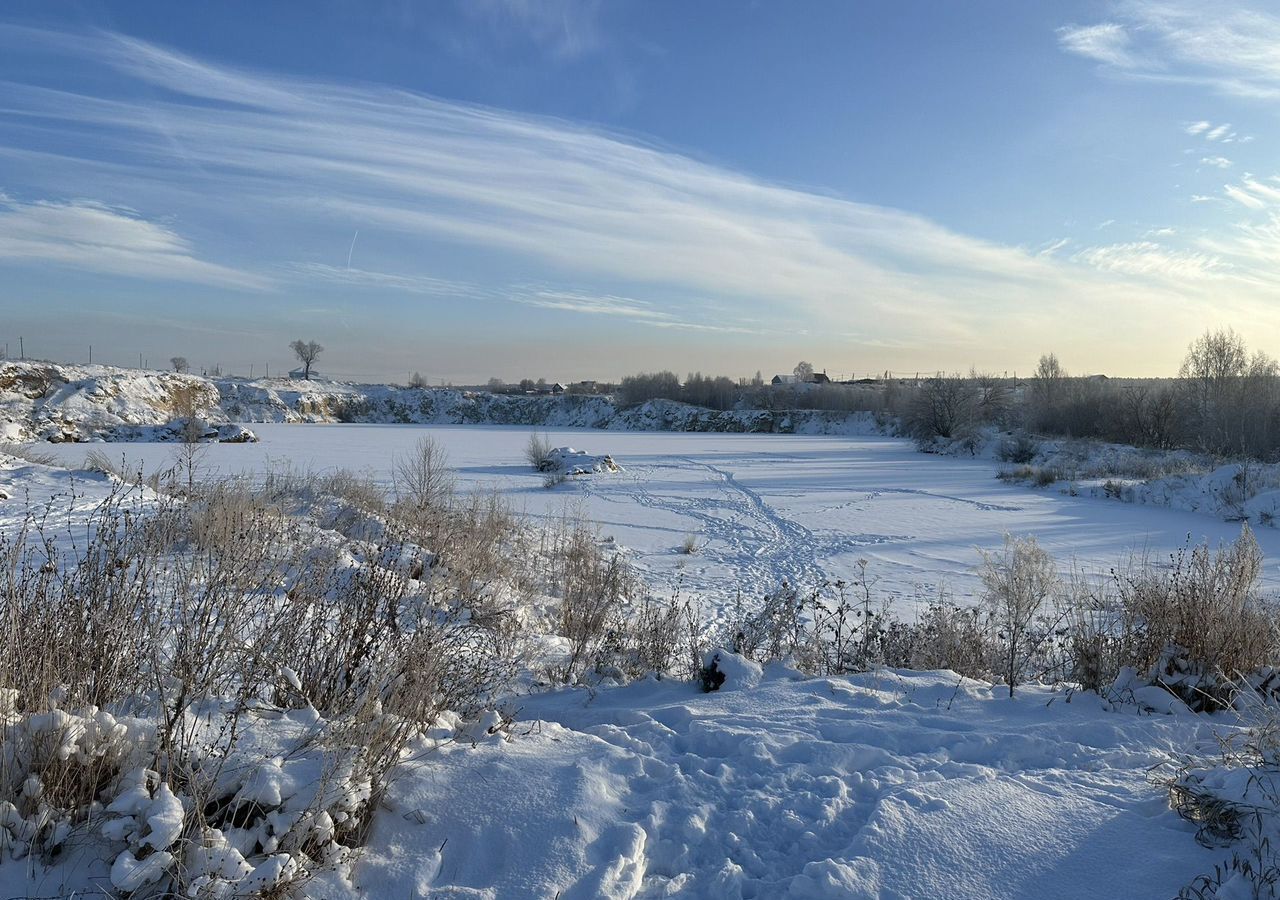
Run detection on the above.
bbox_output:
[393,436,455,517]
[1114,526,1273,710]
[980,535,1059,697]
[525,432,554,471]
[0,472,518,894]
[998,432,1040,464]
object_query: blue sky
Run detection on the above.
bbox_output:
[1,1,1279,382]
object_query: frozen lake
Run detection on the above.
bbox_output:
[41,424,1280,613]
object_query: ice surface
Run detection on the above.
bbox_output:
[33,425,1280,618]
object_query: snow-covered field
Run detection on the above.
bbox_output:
[4,425,1271,898]
[37,424,1280,615]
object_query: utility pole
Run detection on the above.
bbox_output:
[139,353,143,369]
[18,336,23,359]
[89,345,93,365]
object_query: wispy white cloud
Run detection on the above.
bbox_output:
[1221,176,1280,209]
[1201,156,1233,168]
[0,197,264,288]
[1225,184,1267,208]
[1184,121,1247,143]
[1072,241,1223,280]
[1036,238,1071,257]
[284,262,489,298]
[1059,1,1280,100]
[459,0,604,61]
[4,25,1280,372]
[1056,23,1136,68]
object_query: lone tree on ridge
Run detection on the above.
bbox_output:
[290,339,324,380]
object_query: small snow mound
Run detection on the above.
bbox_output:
[215,423,259,443]
[111,848,174,892]
[701,650,763,692]
[141,784,185,850]
[1200,464,1247,508]
[1245,489,1280,526]
[541,447,622,475]
[1105,666,1191,714]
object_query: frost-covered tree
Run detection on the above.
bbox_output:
[170,356,189,374]
[1178,328,1279,455]
[289,339,324,380]
[793,361,814,383]
[980,535,1057,697]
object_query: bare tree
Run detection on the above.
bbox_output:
[970,369,1010,425]
[793,361,815,383]
[1029,353,1067,430]
[170,356,189,374]
[408,371,428,388]
[393,437,455,518]
[907,374,975,440]
[289,339,324,380]
[1177,328,1280,455]
[486,377,505,392]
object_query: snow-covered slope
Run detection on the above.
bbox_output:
[0,362,882,441]
[345,666,1226,899]
[0,362,253,443]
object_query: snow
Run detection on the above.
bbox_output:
[110,848,173,892]
[543,446,623,475]
[349,668,1225,899]
[1,361,878,441]
[34,425,1280,615]
[3,424,1274,898]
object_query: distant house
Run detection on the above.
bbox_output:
[773,372,831,385]
[536,383,567,395]
[288,367,321,380]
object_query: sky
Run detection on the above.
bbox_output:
[2,1,1280,383]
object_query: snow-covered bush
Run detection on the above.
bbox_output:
[0,469,529,896]
[980,535,1060,697]
[544,521,640,682]
[1113,526,1274,711]
[998,431,1040,464]
[1168,705,1280,899]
